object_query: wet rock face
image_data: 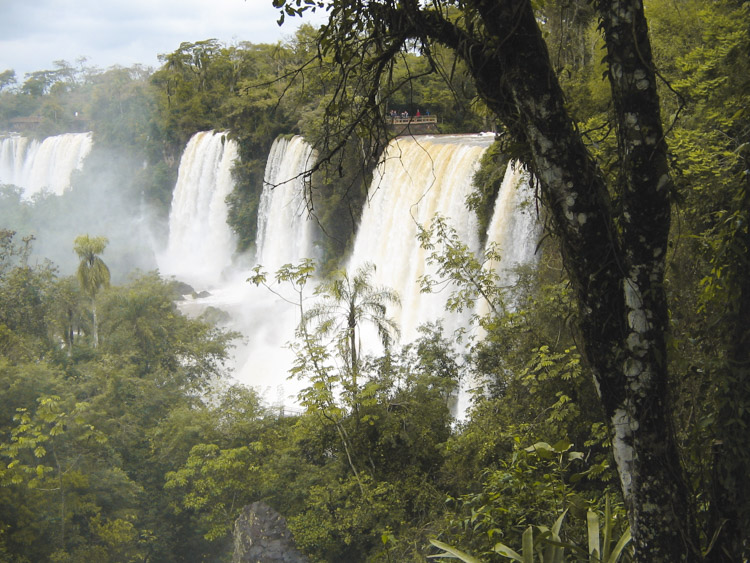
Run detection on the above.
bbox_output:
[232,502,308,563]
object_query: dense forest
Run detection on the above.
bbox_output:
[0,0,748,561]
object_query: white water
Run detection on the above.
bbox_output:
[256,136,319,271]
[178,279,305,410]
[162,133,318,410]
[455,161,541,415]
[348,134,493,342]
[0,132,93,197]
[160,132,540,415]
[158,131,239,289]
[486,161,541,294]
[227,135,319,408]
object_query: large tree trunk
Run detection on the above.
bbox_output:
[413,0,699,559]
[594,1,699,558]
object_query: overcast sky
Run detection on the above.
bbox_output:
[0,0,327,80]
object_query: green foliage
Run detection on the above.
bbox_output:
[245,261,462,560]
[436,440,586,558]
[1,395,104,487]
[418,215,507,320]
[430,500,631,562]
[73,234,110,348]
[2,2,749,559]
[165,444,261,541]
[73,235,110,299]
[430,539,484,563]
[0,232,58,361]
[433,445,630,563]
[0,394,150,561]
[97,271,236,384]
[0,231,239,560]
[160,384,270,542]
[306,262,401,381]
[655,2,750,555]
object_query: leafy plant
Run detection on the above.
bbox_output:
[430,498,631,562]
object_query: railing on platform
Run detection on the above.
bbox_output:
[390,115,438,125]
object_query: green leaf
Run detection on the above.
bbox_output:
[551,439,572,453]
[428,539,483,563]
[522,526,533,563]
[587,510,600,561]
[542,509,568,562]
[606,527,631,563]
[602,497,612,560]
[493,540,523,561]
[525,442,554,458]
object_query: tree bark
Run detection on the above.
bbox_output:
[595,1,698,558]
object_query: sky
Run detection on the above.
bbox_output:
[0,0,328,80]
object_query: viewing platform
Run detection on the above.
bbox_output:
[390,115,438,125]
[8,116,43,132]
[388,115,440,135]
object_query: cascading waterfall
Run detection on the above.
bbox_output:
[348,134,494,343]
[485,161,541,297]
[159,131,239,288]
[224,135,319,409]
[0,132,93,197]
[455,160,541,415]
[255,135,318,271]
[163,133,318,410]
[161,131,540,415]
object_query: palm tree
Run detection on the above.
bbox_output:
[305,262,400,386]
[73,235,110,348]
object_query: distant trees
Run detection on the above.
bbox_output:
[0,70,15,92]
[0,233,238,561]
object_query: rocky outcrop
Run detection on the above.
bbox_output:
[232,502,307,563]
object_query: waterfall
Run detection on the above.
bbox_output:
[159,131,239,288]
[161,131,540,415]
[348,134,494,342]
[455,161,541,416]
[255,136,318,271]
[160,131,308,409]
[0,132,93,197]
[485,161,541,293]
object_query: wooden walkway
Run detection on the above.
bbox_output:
[390,115,438,125]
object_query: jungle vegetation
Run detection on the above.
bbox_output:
[0,0,747,560]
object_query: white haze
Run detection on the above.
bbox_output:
[0,133,160,281]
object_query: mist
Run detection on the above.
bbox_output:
[0,134,162,282]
